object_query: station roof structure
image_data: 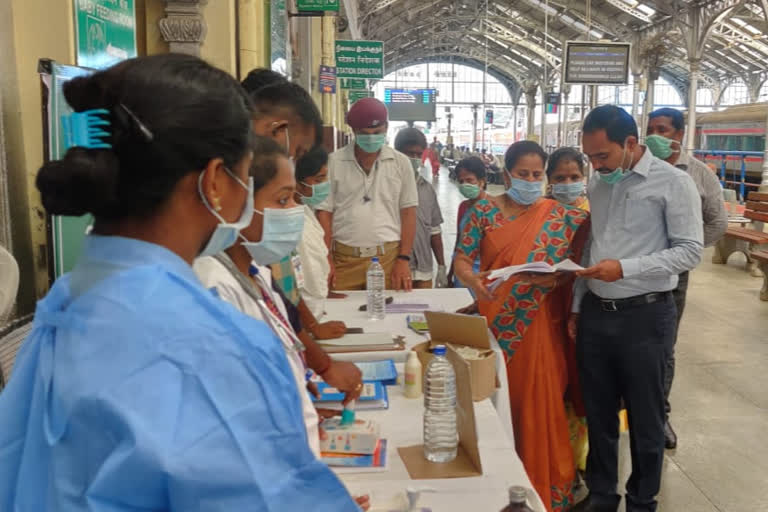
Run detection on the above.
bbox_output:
[342,0,768,103]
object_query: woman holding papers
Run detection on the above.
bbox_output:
[454,141,590,512]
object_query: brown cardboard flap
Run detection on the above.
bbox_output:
[424,311,490,350]
[398,347,482,479]
[398,444,481,479]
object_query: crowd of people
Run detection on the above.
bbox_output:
[0,54,727,512]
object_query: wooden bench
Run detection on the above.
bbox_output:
[713,192,768,277]
[751,250,768,301]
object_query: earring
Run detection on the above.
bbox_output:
[212,196,223,212]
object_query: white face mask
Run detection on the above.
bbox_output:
[240,206,305,264]
[198,168,255,257]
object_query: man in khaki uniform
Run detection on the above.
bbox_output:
[316,98,418,291]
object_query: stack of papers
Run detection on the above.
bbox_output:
[318,333,404,353]
[487,258,584,291]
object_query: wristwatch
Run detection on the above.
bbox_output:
[397,254,411,262]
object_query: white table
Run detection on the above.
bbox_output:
[337,381,545,512]
[322,289,513,441]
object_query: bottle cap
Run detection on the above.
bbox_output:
[433,344,446,356]
[508,486,527,504]
[372,257,379,263]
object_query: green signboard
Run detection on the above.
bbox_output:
[341,78,366,89]
[44,62,94,278]
[75,0,137,69]
[297,0,339,11]
[335,40,384,79]
[348,90,373,104]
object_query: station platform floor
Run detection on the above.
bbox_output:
[431,168,768,512]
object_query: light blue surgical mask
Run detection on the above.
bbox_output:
[552,182,585,204]
[356,133,387,153]
[198,169,254,258]
[241,206,305,264]
[505,173,543,205]
[299,180,330,208]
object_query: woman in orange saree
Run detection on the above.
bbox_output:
[454,141,589,512]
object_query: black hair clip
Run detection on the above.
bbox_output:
[116,103,154,142]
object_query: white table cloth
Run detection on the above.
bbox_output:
[321,289,514,459]
[337,380,545,512]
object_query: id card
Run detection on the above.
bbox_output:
[292,253,306,289]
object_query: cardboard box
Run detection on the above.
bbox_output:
[398,348,483,479]
[412,312,499,402]
[320,418,380,455]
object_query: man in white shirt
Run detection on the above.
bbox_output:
[316,98,418,291]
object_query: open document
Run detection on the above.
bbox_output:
[487,258,584,291]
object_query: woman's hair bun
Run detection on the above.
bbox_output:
[36,147,119,217]
[62,74,106,112]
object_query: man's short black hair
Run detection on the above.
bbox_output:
[393,128,427,152]
[649,108,685,132]
[583,105,638,145]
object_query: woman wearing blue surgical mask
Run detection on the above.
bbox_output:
[193,140,368,510]
[546,147,590,212]
[453,140,590,511]
[294,146,340,317]
[0,54,358,512]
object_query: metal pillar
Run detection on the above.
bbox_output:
[471,104,479,150]
[641,68,657,138]
[320,14,336,126]
[524,81,537,140]
[762,108,768,192]
[686,60,700,157]
[540,85,547,146]
[631,72,641,126]
[512,104,519,142]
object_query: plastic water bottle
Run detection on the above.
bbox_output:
[366,257,386,320]
[500,486,533,512]
[423,345,458,463]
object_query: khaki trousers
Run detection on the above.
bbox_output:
[332,241,399,291]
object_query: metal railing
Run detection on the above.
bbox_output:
[692,150,764,201]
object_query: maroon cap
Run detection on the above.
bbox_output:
[346,97,388,130]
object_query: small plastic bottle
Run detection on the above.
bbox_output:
[500,486,533,512]
[366,257,386,320]
[404,351,423,399]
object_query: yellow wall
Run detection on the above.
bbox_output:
[0,0,76,313]
[202,0,238,76]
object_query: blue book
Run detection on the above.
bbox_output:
[354,359,398,386]
[322,439,388,473]
[312,380,389,410]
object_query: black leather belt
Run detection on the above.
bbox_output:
[590,291,671,312]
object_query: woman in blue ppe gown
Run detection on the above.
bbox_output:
[0,54,358,511]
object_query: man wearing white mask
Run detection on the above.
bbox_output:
[317,98,418,291]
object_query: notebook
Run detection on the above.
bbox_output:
[354,360,398,386]
[312,380,389,411]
